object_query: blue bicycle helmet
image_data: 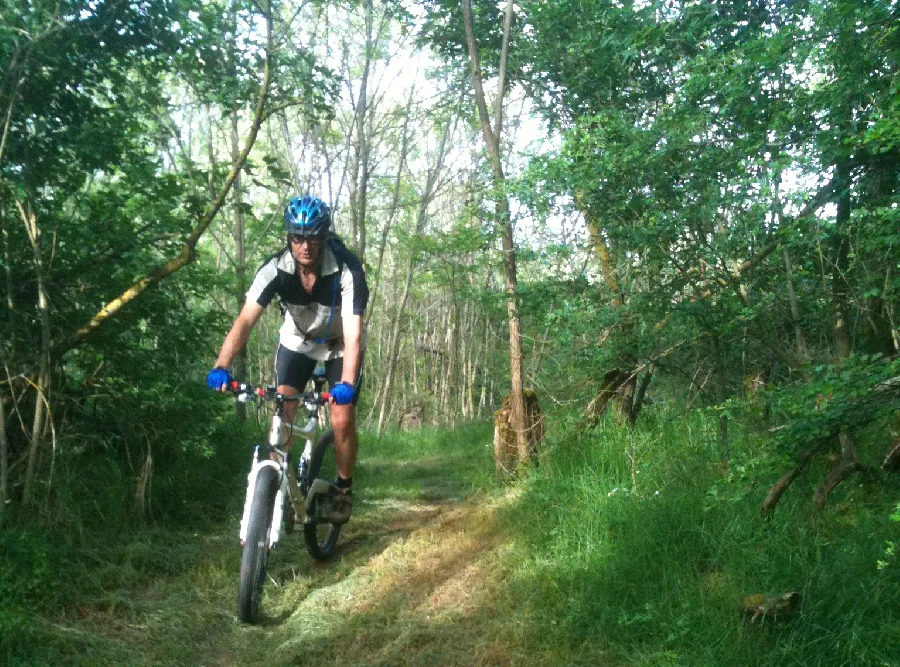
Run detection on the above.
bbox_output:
[284,196,332,237]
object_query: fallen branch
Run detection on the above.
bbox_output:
[813,432,862,510]
[761,437,831,517]
[883,437,900,472]
[813,460,864,510]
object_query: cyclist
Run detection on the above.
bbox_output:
[206,195,368,524]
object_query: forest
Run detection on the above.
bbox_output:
[2,0,899,665]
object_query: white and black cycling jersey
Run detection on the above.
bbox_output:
[246,240,369,361]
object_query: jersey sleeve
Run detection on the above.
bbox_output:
[246,258,280,308]
[340,263,369,317]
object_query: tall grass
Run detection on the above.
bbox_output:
[0,410,259,664]
[499,405,900,665]
[3,407,898,666]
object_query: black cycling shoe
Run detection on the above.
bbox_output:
[325,486,352,525]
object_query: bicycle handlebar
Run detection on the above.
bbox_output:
[228,381,331,403]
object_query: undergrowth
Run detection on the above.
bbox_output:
[498,405,900,666]
[3,407,899,666]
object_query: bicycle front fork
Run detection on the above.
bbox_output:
[238,438,317,547]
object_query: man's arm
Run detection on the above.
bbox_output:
[214,302,265,370]
[340,314,363,386]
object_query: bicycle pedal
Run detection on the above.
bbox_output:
[305,479,334,524]
[306,496,333,524]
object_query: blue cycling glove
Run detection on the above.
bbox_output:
[331,382,355,405]
[207,367,233,390]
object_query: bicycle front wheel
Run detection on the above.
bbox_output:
[238,465,278,623]
[303,429,342,561]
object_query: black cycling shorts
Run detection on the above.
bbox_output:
[274,345,364,406]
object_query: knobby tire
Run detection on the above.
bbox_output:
[237,465,278,623]
[303,429,342,561]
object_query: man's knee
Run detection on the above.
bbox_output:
[331,406,356,437]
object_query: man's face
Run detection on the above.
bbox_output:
[289,234,321,268]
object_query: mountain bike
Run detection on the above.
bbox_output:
[229,368,343,623]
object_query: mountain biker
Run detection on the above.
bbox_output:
[206,195,368,525]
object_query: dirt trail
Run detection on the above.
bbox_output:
[261,494,514,666]
[41,492,522,666]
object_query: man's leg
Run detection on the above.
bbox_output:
[273,346,316,456]
[330,403,358,479]
[323,354,363,524]
[324,353,364,478]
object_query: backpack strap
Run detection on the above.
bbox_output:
[312,238,345,344]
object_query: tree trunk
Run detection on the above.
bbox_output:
[1,205,14,359]
[812,156,861,509]
[18,200,51,504]
[0,395,8,520]
[629,363,654,426]
[375,119,452,434]
[782,248,808,364]
[366,87,414,328]
[231,107,247,420]
[347,0,373,259]
[461,0,528,464]
[377,256,415,435]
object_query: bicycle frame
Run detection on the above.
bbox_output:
[237,388,331,549]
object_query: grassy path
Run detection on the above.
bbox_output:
[42,492,514,665]
[25,424,576,666]
[20,414,897,666]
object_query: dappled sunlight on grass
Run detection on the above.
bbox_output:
[268,492,607,667]
[15,412,897,665]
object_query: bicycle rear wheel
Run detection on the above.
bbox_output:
[303,429,342,561]
[238,465,278,623]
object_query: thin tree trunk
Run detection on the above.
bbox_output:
[476,316,490,419]
[231,104,247,420]
[0,395,8,519]
[772,157,808,366]
[782,248,808,363]
[461,0,527,462]
[376,259,414,435]
[1,205,14,360]
[531,308,553,380]
[366,87,414,328]
[347,0,373,258]
[629,363,654,426]
[279,112,303,192]
[410,316,419,395]
[375,120,453,434]
[814,155,860,508]
[18,200,50,504]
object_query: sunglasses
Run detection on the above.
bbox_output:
[288,235,320,246]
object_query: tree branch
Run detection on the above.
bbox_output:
[53,5,275,359]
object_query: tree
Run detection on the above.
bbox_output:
[460,0,531,465]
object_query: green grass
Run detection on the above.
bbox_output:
[0,421,497,666]
[3,411,899,666]
[496,405,900,666]
[358,421,496,502]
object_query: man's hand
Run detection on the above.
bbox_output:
[330,382,355,405]
[207,367,233,391]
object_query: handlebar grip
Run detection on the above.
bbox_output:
[321,392,331,401]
